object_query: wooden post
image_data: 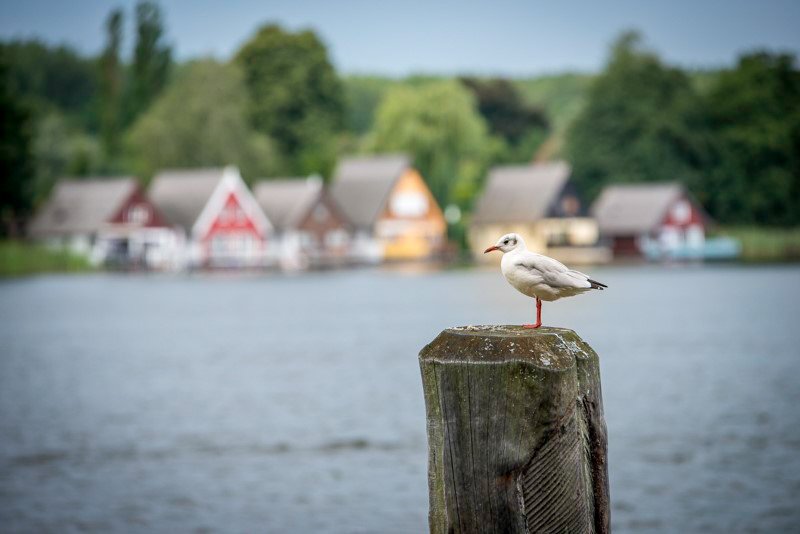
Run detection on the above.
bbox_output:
[419,326,609,534]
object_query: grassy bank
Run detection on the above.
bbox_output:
[714,227,800,262]
[0,241,93,277]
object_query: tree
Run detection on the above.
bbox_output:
[99,8,124,163]
[703,52,800,225]
[461,77,549,145]
[0,40,98,129]
[460,77,550,164]
[32,111,101,200]
[565,32,712,200]
[126,60,280,181]
[0,61,34,236]
[235,24,343,176]
[369,81,492,209]
[342,75,397,136]
[128,1,171,124]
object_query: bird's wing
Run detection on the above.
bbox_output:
[514,252,592,289]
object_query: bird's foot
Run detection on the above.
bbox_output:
[522,323,542,329]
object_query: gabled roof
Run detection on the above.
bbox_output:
[330,154,411,228]
[471,161,572,224]
[253,177,325,231]
[591,182,685,235]
[148,168,226,231]
[28,177,139,237]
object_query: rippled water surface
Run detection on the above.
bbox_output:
[1,265,799,533]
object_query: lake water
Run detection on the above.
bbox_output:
[1,265,799,533]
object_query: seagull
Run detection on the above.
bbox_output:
[484,233,607,329]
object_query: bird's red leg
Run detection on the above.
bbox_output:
[523,298,543,329]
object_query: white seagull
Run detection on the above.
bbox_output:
[484,233,607,329]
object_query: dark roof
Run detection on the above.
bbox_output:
[591,182,685,235]
[148,168,224,230]
[28,178,139,237]
[330,154,411,228]
[471,161,572,224]
[253,177,323,231]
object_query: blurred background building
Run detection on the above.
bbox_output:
[469,161,609,264]
[27,177,178,268]
[254,176,354,270]
[148,166,271,268]
[2,1,799,269]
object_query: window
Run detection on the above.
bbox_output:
[671,200,691,224]
[686,225,704,248]
[313,204,329,222]
[235,205,247,224]
[325,229,349,247]
[660,227,681,249]
[560,196,580,217]
[545,227,569,247]
[299,232,316,248]
[211,235,228,255]
[220,203,245,225]
[127,204,150,225]
[390,192,428,218]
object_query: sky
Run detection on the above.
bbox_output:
[1,0,799,76]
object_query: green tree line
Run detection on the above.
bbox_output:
[1,8,798,237]
[566,32,800,227]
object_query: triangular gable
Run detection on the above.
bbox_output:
[28,178,139,237]
[296,189,354,232]
[658,189,712,229]
[107,185,170,228]
[592,183,688,235]
[330,154,411,229]
[253,177,327,232]
[379,168,444,222]
[192,166,272,239]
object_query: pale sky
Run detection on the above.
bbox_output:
[1,0,799,76]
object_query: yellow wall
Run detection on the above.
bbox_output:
[469,224,545,263]
[537,218,599,247]
[376,169,447,260]
[469,217,599,263]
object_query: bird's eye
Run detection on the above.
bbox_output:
[503,240,509,245]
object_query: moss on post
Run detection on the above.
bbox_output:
[419,326,609,534]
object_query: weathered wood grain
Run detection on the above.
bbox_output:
[419,325,609,534]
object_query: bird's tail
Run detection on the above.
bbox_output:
[588,279,607,290]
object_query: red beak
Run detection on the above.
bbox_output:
[484,245,500,254]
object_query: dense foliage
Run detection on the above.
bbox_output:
[463,78,541,141]
[126,60,279,181]
[460,77,549,161]
[127,1,172,126]
[99,9,124,162]
[0,61,35,236]
[342,76,396,136]
[566,32,800,226]
[235,24,344,177]
[1,6,798,236]
[703,53,800,225]
[370,81,491,209]
[566,32,713,200]
[0,40,98,129]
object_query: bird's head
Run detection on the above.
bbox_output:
[484,233,524,254]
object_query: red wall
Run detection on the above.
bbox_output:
[661,196,705,229]
[202,193,264,241]
[109,187,169,227]
[612,195,706,257]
